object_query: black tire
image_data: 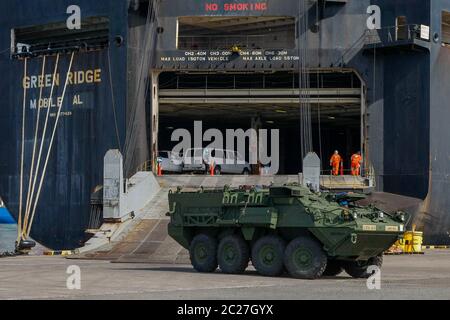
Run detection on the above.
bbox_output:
[251,235,286,277]
[217,234,250,274]
[214,166,221,175]
[284,236,327,279]
[189,234,218,273]
[323,259,344,277]
[343,255,383,279]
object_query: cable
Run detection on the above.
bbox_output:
[298,0,313,163]
[317,73,323,165]
[373,47,376,106]
[22,55,47,235]
[107,47,122,152]
[23,54,60,237]
[124,1,154,169]
[17,57,28,243]
[124,0,160,176]
[27,52,75,237]
[0,47,11,55]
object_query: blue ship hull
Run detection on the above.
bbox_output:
[0,207,15,225]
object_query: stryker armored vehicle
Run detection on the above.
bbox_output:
[167,185,407,279]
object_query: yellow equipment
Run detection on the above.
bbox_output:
[392,226,423,254]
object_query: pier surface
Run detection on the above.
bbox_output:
[0,250,449,300]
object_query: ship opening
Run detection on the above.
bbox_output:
[156,70,365,175]
[177,16,296,50]
[11,16,110,58]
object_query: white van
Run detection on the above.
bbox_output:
[182,148,206,173]
[157,151,183,173]
[182,148,251,175]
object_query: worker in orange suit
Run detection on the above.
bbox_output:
[351,151,363,176]
[330,150,342,176]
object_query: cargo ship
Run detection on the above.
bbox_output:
[0,0,449,250]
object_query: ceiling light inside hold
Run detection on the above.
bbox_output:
[328,116,336,120]
[266,121,275,124]
[275,109,287,113]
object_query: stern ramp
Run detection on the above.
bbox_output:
[72,174,378,264]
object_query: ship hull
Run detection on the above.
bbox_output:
[1,0,450,249]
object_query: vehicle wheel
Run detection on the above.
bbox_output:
[242,168,250,175]
[218,234,250,274]
[251,235,286,277]
[343,255,383,279]
[214,166,221,175]
[284,236,327,279]
[189,234,218,273]
[322,259,344,277]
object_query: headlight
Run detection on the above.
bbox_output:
[394,211,406,222]
[353,212,358,220]
[378,211,384,219]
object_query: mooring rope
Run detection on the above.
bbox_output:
[21,54,60,237]
[17,57,28,243]
[22,55,46,236]
[26,52,75,237]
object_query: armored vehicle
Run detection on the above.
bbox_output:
[167,185,407,279]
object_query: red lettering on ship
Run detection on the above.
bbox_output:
[205,2,268,12]
[205,3,219,11]
[224,2,267,11]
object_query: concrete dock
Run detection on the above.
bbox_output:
[0,250,449,300]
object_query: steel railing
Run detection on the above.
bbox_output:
[336,24,429,66]
[178,35,274,51]
[364,24,428,46]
